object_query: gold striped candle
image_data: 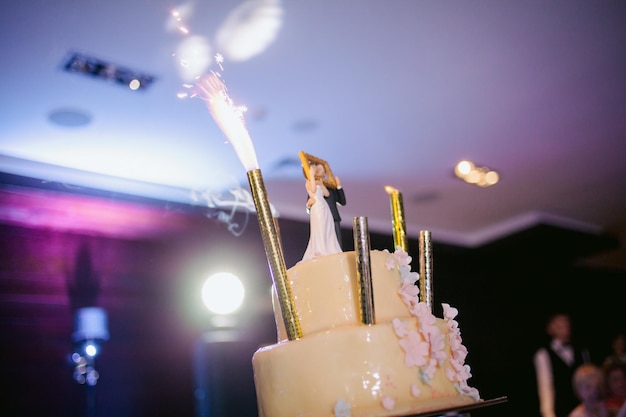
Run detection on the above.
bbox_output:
[353,216,375,325]
[418,230,434,312]
[385,186,408,252]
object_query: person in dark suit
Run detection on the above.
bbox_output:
[533,313,590,417]
[306,163,346,249]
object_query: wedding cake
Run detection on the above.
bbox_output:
[252,249,481,417]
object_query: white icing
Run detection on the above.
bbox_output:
[253,250,480,417]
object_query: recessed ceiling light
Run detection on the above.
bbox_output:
[411,190,440,204]
[48,108,92,127]
[62,51,156,91]
[292,119,319,133]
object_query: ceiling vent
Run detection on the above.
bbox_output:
[62,51,156,91]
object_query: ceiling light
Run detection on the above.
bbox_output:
[62,51,156,91]
[454,160,499,187]
[128,79,141,90]
[455,160,474,177]
[484,170,500,186]
[48,108,92,127]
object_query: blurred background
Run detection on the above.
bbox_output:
[1,1,625,416]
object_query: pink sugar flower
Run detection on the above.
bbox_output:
[445,365,456,381]
[414,303,439,339]
[385,254,396,271]
[447,319,460,332]
[449,332,462,347]
[393,249,412,267]
[452,343,468,363]
[382,396,395,410]
[422,358,438,381]
[333,398,351,417]
[442,303,458,320]
[458,381,481,401]
[399,331,429,367]
[399,278,420,307]
[449,359,471,382]
[392,318,409,337]
[431,332,447,364]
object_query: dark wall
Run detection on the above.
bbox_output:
[0,211,624,417]
[0,217,278,417]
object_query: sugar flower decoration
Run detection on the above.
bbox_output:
[399,278,420,308]
[393,318,409,337]
[385,251,396,270]
[333,398,351,417]
[430,331,447,365]
[385,249,419,283]
[442,303,480,400]
[398,331,429,367]
[389,250,443,385]
[457,381,481,401]
[414,303,438,336]
[382,396,396,410]
[421,357,439,382]
[387,251,480,398]
[443,303,458,320]
[393,248,412,267]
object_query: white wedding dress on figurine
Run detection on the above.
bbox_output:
[302,185,342,261]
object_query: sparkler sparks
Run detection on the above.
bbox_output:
[169,8,190,35]
[193,55,301,340]
[215,53,225,71]
[195,70,259,171]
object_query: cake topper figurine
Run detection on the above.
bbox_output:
[299,151,347,250]
[300,160,342,261]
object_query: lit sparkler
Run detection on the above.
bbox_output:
[385,185,408,252]
[195,67,302,341]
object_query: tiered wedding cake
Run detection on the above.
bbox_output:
[252,249,480,417]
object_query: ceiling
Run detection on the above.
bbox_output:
[1,0,626,249]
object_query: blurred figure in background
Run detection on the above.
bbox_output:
[534,313,590,417]
[604,362,626,415]
[604,333,626,368]
[568,364,609,417]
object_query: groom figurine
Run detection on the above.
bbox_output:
[306,163,346,249]
[324,174,346,249]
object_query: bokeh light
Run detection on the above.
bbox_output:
[176,35,213,82]
[215,0,283,62]
[85,342,98,357]
[454,160,499,188]
[201,272,245,315]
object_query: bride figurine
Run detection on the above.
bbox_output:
[301,163,342,261]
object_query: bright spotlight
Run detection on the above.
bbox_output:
[201,272,245,315]
[85,342,98,357]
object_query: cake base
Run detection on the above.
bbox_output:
[253,321,479,417]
